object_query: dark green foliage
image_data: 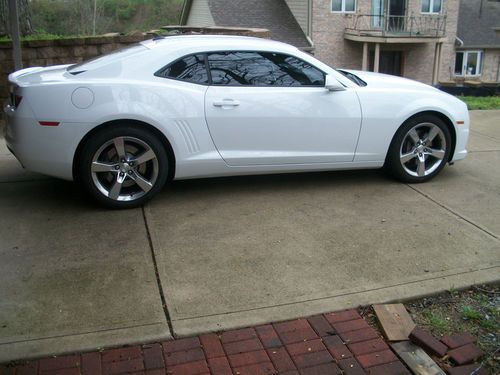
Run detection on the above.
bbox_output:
[29,0,183,36]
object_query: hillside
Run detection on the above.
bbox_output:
[29,0,183,37]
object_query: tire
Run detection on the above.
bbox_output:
[385,114,451,183]
[78,124,169,209]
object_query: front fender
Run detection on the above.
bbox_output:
[354,88,469,162]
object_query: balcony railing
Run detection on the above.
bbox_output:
[345,14,446,38]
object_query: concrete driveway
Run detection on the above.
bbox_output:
[1,111,499,362]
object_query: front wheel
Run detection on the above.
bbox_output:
[386,115,451,183]
[78,125,169,208]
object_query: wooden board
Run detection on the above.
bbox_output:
[373,303,416,341]
[392,341,446,375]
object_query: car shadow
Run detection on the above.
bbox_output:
[0,168,397,210]
[160,168,395,199]
[0,178,112,212]
[0,165,464,210]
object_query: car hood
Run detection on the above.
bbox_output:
[342,69,440,93]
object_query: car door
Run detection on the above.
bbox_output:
[204,51,362,166]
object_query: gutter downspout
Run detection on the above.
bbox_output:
[496,57,500,84]
[308,0,313,39]
[179,0,192,25]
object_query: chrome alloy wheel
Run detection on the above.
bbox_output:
[91,136,159,201]
[399,122,447,178]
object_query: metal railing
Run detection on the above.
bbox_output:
[345,14,446,38]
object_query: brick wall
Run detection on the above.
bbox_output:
[312,0,360,70]
[481,50,500,83]
[438,0,460,83]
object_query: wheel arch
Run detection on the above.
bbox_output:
[391,110,457,162]
[72,119,176,181]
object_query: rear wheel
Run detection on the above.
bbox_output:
[78,124,168,208]
[386,115,451,183]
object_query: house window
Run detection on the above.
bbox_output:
[454,51,483,77]
[421,0,442,14]
[332,0,356,13]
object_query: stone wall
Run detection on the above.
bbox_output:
[0,27,270,129]
[0,34,149,127]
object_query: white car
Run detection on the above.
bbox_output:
[4,35,469,208]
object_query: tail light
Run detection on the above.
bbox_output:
[9,88,22,108]
[14,94,23,107]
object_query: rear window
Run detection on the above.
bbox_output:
[155,54,209,84]
[67,44,148,74]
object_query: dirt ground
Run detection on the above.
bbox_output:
[362,283,499,374]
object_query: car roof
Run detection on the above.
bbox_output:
[141,35,299,54]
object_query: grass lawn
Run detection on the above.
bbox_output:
[457,96,500,110]
[406,284,499,373]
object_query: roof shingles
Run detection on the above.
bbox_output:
[457,0,500,48]
[206,0,310,48]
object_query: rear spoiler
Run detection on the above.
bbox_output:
[8,67,44,85]
[8,65,72,86]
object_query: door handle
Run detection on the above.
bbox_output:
[213,99,240,107]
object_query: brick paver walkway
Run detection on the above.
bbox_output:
[4,309,412,375]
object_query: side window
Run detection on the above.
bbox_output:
[277,54,325,86]
[332,0,356,13]
[155,54,209,84]
[207,51,325,87]
[207,51,275,86]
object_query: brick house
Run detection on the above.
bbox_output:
[181,0,499,89]
[309,0,457,85]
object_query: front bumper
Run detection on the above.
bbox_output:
[450,112,470,163]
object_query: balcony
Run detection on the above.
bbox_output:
[344,14,447,43]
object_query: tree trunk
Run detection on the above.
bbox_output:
[0,0,33,37]
[0,0,8,36]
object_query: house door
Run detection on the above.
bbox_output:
[380,51,403,76]
[369,51,403,76]
[388,0,406,31]
[372,0,406,31]
[372,0,384,28]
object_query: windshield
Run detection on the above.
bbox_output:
[336,70,367,87]
[67,44,148,74]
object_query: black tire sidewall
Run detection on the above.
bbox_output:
[78,124,169,209]
[386,115,451,183]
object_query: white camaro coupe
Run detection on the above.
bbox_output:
[5,35,469,208]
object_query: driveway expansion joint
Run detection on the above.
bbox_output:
[406,184,499,241]
[141,206,175,338]
[470,129,500,143]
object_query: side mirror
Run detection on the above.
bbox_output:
[325,75,346,92]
